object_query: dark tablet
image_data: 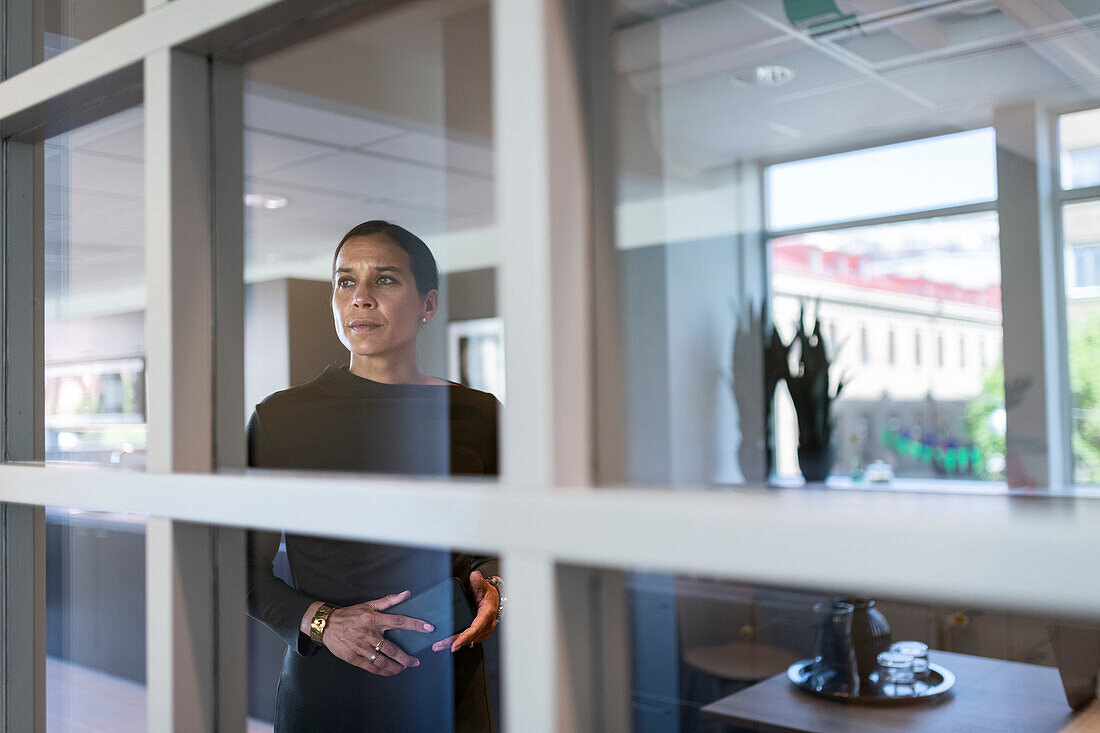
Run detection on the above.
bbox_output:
[384,577,475,655]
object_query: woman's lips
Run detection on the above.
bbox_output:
[349,320,382,332]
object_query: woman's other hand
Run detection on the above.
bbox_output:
[432,570,499,653]
[302,591,434,676]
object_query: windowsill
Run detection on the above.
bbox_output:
[768,474,1100,498]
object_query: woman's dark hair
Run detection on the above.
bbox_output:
[332,220,439,295]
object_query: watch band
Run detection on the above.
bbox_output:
[309,603,336,645]
[484,575,506,623]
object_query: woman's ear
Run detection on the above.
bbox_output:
[422,289,439,322]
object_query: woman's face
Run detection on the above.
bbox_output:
[331,235,436,359]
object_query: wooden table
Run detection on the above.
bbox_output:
[701,651,1080,733]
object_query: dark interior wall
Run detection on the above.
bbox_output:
[621,244,672,484]
[447,267,495,321]
[286,278,349,384]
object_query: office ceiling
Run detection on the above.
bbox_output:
[615,0,1100,180]
[43,0,1100,310]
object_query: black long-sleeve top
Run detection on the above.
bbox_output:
[246,364,500,732]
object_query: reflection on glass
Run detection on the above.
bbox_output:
[1060,108,1100,191]
[619,572,1089,732]
[46,508,147,732]
[240,2,500,729]
[609,0,1100,491]
[770,213,1004,484]
[35,0,142,61]
[45,107,146,465]
[1062,199,1100,486]
[42,108,147,732]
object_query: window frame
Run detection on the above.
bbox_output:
[1,3,1100,733]
[1053,102,1100,487]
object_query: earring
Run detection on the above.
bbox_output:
[421,318,427,323]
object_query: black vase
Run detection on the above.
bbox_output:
[843,598,892,690]
[798,443,835,483]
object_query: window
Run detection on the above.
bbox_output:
[1059,108,1100,191]
[767,130,997,231]
[770,211,1002,482]
[1072,245,1100,290]
[1057,158,1100,485]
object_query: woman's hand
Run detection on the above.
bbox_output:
[432,571,500,653]
[304,591,434,676]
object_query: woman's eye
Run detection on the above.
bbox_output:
[337,278,354,288]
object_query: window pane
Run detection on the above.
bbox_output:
[45,107,145,465]
[767,130,997,231]
[41,108,147,732]
[771,213,1004,485]
[1063,199,1100,486]
[33,0,141,63]
[236,1,500,729]
[571,563,1098,732]
[46,509,147,732]
[602,0,1100,492]
[1059,108,1100,191]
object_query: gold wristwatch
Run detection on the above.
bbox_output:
[309,603,336,645]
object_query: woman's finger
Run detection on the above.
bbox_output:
[382,613,434,633]
[446,609,495,652]
[431,633,460,652]
[354,651,405,677]
[377,638,420,669]
[366,590,411,612]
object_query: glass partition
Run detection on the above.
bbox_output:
[41,107,147,731]
[606,0,1100,491]
[31,0,142,64]
[236,1,502,729]
[572,562,1099,732]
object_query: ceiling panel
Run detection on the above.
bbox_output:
[245,130,335,177]
[245,90,406,149]
[362,131,493,177]
[883,43,1077,107]
[255,150,449,199]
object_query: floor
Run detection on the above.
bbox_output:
[46,656,274,732]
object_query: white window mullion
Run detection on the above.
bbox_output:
[144,47,246,733]
[994,103,1071,490]
[494,0,598,728]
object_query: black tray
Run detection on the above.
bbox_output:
[787,659,955,704]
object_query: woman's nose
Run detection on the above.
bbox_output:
[352,286,375,308]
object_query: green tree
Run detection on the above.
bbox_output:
[963,307,1100,484]
[964,364,1006,480]
[1069,307,1100,484]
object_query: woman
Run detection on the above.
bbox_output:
[247,221,502,732]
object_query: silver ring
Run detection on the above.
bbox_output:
[374,640,384,653]
[469,642,475,648]
[369,651,380,663]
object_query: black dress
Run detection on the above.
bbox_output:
[246,365,499,733]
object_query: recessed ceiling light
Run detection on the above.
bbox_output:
[244,193,290,210]
[732,65,794,88]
